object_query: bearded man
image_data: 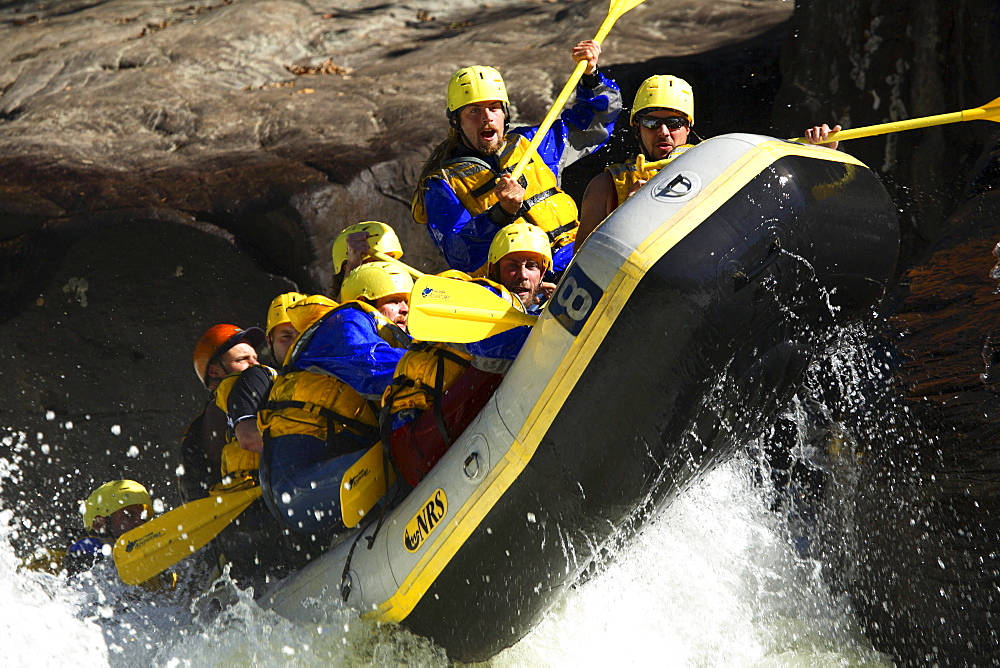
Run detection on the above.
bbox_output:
[412,40,621,276]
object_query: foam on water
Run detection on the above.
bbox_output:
[499,456,889,666]
[0,510,109,663]
[1,429,888,665]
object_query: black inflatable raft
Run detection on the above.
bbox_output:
[264,134,899,661]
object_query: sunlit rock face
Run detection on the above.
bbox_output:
[775,1,1000,663]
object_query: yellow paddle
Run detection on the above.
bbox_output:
[789,96,1000,144]
[407,274,537,344]
[634,97,1000,174]
[509,0,647,181]
[371,250,426,279]
[340,442,396,528]
[113,485,262,585]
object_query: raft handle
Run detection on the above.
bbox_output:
[463,452,481,479]
[734,238,782,291]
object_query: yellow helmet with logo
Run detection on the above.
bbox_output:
[487,223,552,273]
[631,75,694,125]
[331,222,404,274]
[447,66,509,112]
[342,261,414,303]
[83,480,152,530]
[266,292,308,335]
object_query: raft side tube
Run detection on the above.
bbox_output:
[263,135,899,661]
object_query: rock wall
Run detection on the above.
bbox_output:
[774,0,1000,662]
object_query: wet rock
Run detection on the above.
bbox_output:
[775,1,1000,663]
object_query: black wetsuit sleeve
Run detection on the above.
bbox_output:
[227,366,274,425]
[580,69,601,89]
[177,402,228,502]
[179,411,213,503]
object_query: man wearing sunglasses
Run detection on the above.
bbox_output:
[576,74,697,250]
[576,75,842,251]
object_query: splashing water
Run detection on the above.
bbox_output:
[0,512,109,664]
[0,447,887,665]
[0,321,898,665]
[499,456,888,666]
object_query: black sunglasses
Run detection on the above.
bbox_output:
[637,115,689,130]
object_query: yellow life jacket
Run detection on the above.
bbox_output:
[213,367,279,478]
[21,548,68,575]
[381,343,474,415]
[218,441,260,479]
[258,300,407,448]
[413,134,579,267]
[608,147,694,209]
[380,277,517,437]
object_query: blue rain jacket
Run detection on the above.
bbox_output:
[292,306,407,399]
[423,71,622,273]
[466,293,545,361]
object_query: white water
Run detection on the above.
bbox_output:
[501,457,886,665]
[1,434,888,666]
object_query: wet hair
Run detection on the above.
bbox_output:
[414,127,463,204]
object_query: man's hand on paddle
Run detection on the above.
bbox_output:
[804,123,842,150]
[626,178,646,199]
[572,40,601,75]
[341,230,371,276]
[495,174,525,215]
[538,281,557,303]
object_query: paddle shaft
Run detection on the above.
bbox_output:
[509,0,645,181]
[415,302,537,327]
[791,97,1000,144]
[637,98,1000,174]
[371,250,425,278]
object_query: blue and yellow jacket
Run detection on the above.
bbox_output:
[259,300,410,448]
[415,71,621,275]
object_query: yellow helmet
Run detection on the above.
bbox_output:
[285,295,339,333]
[266,292,308,335]
[487,223,552,273]
[342,261,414,303]
[82,480,152,530]
[447,66,508,113]
[331,222,404,273]
[630,75,694,125]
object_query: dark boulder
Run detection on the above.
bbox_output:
[774,0,1000,662]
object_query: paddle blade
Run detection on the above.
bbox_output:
[408,275,538,344]
[970,95,1000,123]
[113,486,262,585]
[340,443,396,529]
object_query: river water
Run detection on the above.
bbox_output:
[2,447,890,665]
[1,322,900,665]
